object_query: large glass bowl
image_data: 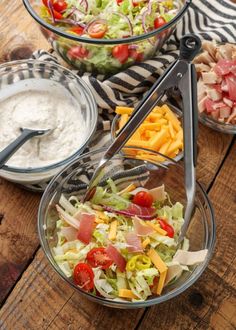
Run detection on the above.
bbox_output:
[23,0,191,75]
[0,60,97,191]
[38,147,215,309]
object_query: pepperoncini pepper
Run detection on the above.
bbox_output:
[126,255,152,271]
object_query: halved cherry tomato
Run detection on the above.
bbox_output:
[116,0,123,5]
[112,45,129,64]
[67,46,89,59]
[87,247,113,269]
[70,26,84,35]
[47,8,63,19]
[53,0,67,12]
[129,49,143,62]
[132,0,139,7]
[158,219,174,238]
[154,17,166,29]
[133,191,154,208]
[73,263,94,291]
[88,20,107,39]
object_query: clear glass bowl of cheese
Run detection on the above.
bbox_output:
[38,147,215,308]
[0,60,97,191]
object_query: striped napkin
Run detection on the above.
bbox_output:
[32,0,236,150]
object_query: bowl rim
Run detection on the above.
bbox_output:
[38,146,216,308]
[0,59,98,174]
[199,112,236,135]
[22,0,192,45]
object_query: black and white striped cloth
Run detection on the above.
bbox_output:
[32,0,236,147]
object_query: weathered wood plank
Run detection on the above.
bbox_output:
[136,141,236,330]
[0,0,48,63]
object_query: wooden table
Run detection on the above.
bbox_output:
[0,1,235,329]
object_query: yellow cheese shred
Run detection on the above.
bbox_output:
[156,270,167,295]
[108,220,117,240]
[118,289,138,299]
[146,223,167,236]
[142,237,151,249]
[147,248,168,274]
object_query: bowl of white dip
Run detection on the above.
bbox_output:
[0,60,97,191]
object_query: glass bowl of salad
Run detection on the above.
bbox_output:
[23,0,191,75]
[38,147,215,308]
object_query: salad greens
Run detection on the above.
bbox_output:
[50,181,207,302]
[40,0,181,74]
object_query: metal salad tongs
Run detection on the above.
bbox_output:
[84,34,202,245]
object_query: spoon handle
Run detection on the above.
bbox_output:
[0,129,39,169]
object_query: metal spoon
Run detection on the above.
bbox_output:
[0,128,51,169]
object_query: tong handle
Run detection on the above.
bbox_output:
[179,34,202,62]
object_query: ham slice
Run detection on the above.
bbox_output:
[102,204,156,220]
[77,213,95,244]
[106,245,126,272]
[125,232,143,253]
[149,184,166,202]
[61,226,78,241]
[202,71,218,84]
[133,216,155,236]
[173,249,208,266]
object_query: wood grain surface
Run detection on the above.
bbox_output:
[0,1,235,330]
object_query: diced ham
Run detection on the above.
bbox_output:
[195,63,211,73]
[202,71,218,84]
[225,74,236,101]
[214,59,236,76]
[125,232,143,253]
[206,87,222,101]
[211,109,220,120]
[219,106,231,118]
[221,79,229,92]
[204,98,215,113]
[194,51,214,65]
[202,40,217,60]
[212,84,222,93]
[61,226,78,241]
[106,245,126,272]
[223,97,233,108]
[197,78,207,101]
[77,213,95,244]
[133,216,155,236]
[226,106,236,123]
[217,44,235,60]
[198,96,207,113]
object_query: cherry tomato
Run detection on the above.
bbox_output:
[53,0,67,12]
[158,219,174,238]
[154,17,166,29]
[67,46,89,59]
[70,26,84,35]
[112,45,129,64]
[73,263,94,291]
[133,191,154,208]
[88,20,107,39]
[47,8,63,19]
[116,0,123,5]
[132,0,139,7]
[87,247,113,269]
[129,49,143,62]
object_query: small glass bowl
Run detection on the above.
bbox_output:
[0,60,98,191]
[111,102,183,163]
[199,112,236,134]
[22,0,191,75]
[38,147,215,309]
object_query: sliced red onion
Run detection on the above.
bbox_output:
[128,44,139,50]
[112,12,133,37]
[80,0,88,13]
[55,18,86,28]
[141,1,155,45]
[47,0,56,24]
[84,18,108,33]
